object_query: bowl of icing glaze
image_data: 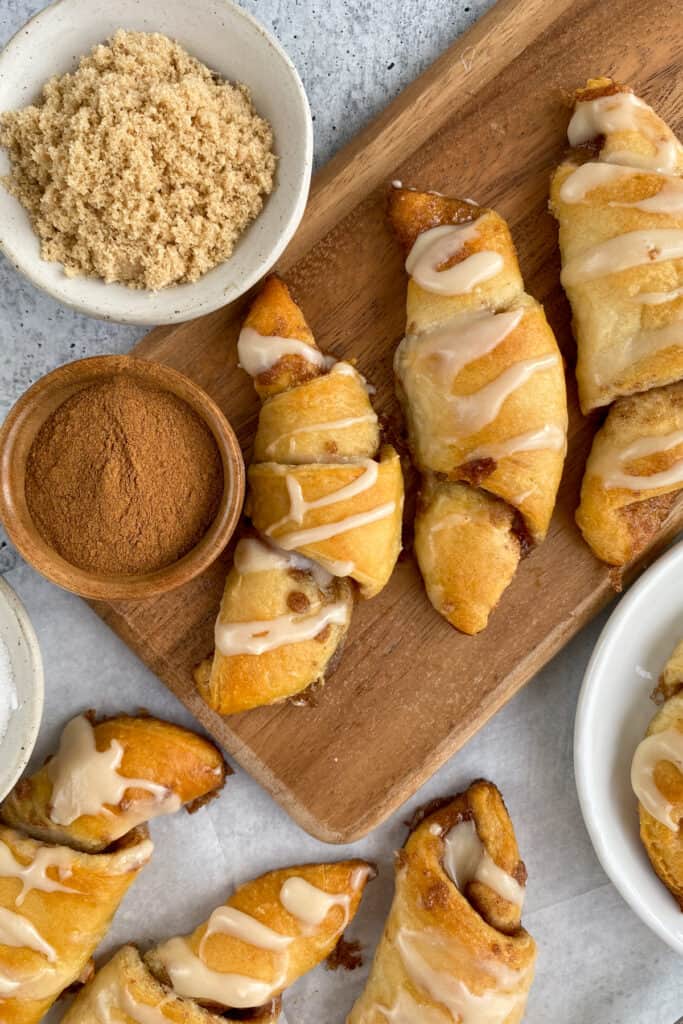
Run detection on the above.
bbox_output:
[0,577,43,801]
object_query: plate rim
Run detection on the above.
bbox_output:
[0,576,44,800]
[574,538,683,955]
[0,0,313,325]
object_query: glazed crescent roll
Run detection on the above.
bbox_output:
[62,859,374,1021]
[550,78,683,414]
[0,713,227,853]
[195,276,404,714]
[388,187,567,633]
[0,824,152,1024]
[347,780,536,1024]
[575,382,683,564]
[551,79,683,566]
[631,639,683,908]
[59,945,280,1024]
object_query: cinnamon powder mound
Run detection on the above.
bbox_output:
[25,375,223,575]
[0,30,276,290]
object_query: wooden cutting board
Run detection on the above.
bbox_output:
[91,0,683,842]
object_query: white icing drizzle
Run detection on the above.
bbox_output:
[109,838,155,875]
[441,354,559,438]
[199,906,293,956]
[559,161,683,213]
[329,361,376,394]
[396,929,525,1024]
[264,459,396,551]
[237,326,334,377]
[233,537,333,589]
[637,286,683,305]
[561,230,683,287]
[95,978,172,1024]
[591,429,683,490]
[47,715,182,827]
[151,936,281,1009]
[0,962,56,1000]
[442,820,525,907]
[568,92,680,173]
[0,838,78,906]
[265,413,378,458]
[270,459,380,529]
[152,869,368,1009]
[215,599,349,657]
[272,503,396,550]
[631,728,683,830]
[378,989,450,1023]
[406,224,503,295]
[0,905,56,962]
[464,424,566,463]
[279,876,352,928]
[405,309,524,380]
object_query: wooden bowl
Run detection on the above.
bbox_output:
[0,356,245,600]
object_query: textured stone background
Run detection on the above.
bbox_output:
[0,3,682,1022]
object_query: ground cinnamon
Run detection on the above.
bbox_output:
[25,375,223,576]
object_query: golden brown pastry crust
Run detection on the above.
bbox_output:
[414,480,521,636]
[248,446,404,598]
[59,945,281,1024]
[388,187,567,634]
[347,781,536,1024]
[550,78,683,413]
[0,825,152,1024]
[195,560,353,715]
[0,715,226,853]
[245,276,320,399]
[575,382,683,564]
[146,860,373,1009]
[634,648,683,908]
[197,276,404,713]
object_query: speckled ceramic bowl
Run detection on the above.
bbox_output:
[0,578,43,801]
[0,0,312,325]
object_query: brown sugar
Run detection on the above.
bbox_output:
[25,375,223,575]
[0,30,276,290]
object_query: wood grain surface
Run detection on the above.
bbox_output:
[90,0,683,842]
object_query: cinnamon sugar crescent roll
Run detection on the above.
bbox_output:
[550,78,683,414]
[631,639,683,907]
[575,382,683,564]
[347,780,536,1024]
[62,860,374,1022]
[388,187,567,633]
[0,713,227,853]
[59,946,280,1024]
[0,824,153,1024]
[195,276,404,714]
[551,78,683,565]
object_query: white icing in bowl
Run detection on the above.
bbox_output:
[0,578,43,801]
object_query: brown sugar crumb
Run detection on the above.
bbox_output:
[325,937,363,972]
[0,30,276,290]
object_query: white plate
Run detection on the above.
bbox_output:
[0,0,312,324]
[575,539,683,954]
[0,578,43,800]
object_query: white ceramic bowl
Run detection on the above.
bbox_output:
[0,578,43,801]
[0,0,312,325]
[574,539,683,953]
